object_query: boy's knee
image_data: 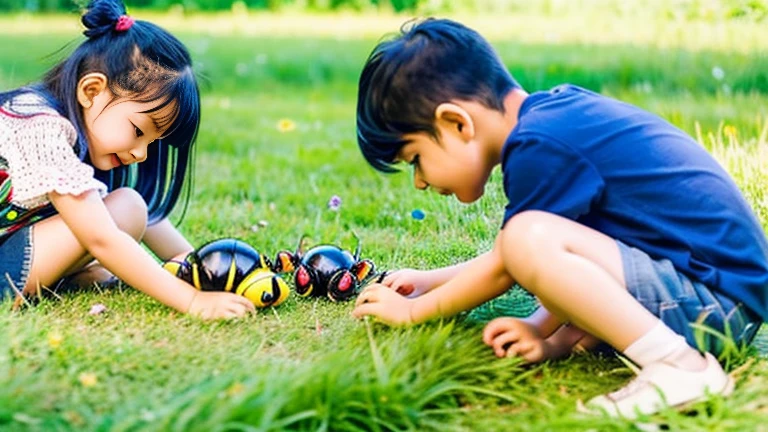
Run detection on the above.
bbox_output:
[104,188,148,241]
[500,210,560,285]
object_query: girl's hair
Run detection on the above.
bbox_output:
[0,0,200,224]
[356,18,520,172]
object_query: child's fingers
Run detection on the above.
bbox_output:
[355,284,383,307]
[482,317,515,345]
[394,284,415,296]
[351,302,381,319]
[491,331,520,358]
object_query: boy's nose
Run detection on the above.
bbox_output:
[413,171,428,190]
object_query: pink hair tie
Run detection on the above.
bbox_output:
[115,15,134,32]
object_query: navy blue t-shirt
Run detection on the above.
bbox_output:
[501,84,768,320]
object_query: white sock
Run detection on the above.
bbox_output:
[623,321,691,368]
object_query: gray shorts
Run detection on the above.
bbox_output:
[0,226,33,300]
[618,240,762,354]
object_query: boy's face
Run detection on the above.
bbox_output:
[397,125,492,203]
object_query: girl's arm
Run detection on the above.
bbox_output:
[50,189,254,318]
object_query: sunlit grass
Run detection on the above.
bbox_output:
[0,11,767,432]
[1,11,767,53]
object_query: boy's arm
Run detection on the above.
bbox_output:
[380,252,491,297]
[354,233,514,325]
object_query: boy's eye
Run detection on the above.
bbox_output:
[409,155,420,166]
[133,124,144,138]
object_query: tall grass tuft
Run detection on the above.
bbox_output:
[98,321,529,431]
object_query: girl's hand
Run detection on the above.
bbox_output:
[376,268,439,298]
[482,317,552,363]
[187,291,256,320]
[352,283,415,326]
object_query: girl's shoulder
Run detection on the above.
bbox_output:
[1,92,76,144]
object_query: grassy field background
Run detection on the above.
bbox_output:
[1,8,768,431]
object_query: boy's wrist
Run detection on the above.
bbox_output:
[409,295,440,324]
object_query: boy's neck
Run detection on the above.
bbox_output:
[485,88,528,165]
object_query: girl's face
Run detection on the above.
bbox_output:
[79,75,176,171]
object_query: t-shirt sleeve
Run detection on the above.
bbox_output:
[9,115,107,208]
[502,134,605,227]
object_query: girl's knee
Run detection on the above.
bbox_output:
[104,188,147,240]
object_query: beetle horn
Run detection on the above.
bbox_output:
[351,230,361,260]
[296,234,311,258]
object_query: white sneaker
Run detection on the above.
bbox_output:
[579,352,734,419]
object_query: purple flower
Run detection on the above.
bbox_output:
[327,195,342,211]
[89,303,107,315]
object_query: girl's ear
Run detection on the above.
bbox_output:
[76,73,108,109]
[434,102,475,142]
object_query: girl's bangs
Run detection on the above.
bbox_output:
[137,70,200,150]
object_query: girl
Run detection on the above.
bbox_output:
[0,0,255,319]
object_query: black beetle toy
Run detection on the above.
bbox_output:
[272,234,379,302]
[163,238,290,308]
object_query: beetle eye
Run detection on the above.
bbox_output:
[296,266,310,287]
[337,272,353,292]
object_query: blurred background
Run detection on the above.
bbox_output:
[0,0,766,17]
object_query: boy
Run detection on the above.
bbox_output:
[351,18,767,418]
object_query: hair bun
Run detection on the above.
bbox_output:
[81,0,128,38]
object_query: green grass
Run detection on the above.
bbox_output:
[1,10,768,431]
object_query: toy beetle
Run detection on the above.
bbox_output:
[272,234,378,302]
[163,238,290,308]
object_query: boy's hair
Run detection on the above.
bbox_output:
[1,0,200,223]
[356,18,520,172]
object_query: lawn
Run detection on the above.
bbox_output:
[1,9,768,431]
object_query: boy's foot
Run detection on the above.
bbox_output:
[578,352,733,419]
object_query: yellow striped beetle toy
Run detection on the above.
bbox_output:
[163,238,290,308]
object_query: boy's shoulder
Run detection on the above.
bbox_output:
[510,84,673,146]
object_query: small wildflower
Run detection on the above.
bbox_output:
[258,220,269,227]
[724,125,737,138]
[411,209,426,220]
[711,66,725,81]
[89,303,107,315]
[78,372,98,388]
[226,382,245,397]
[48,332,63,349]
[276,118,296,132]
[327,195,342,211]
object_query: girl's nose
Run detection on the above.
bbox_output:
[130,144,148,163]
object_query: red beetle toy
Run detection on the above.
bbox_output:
[272,234,380,302]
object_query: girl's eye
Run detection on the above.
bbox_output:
[133,124,144,138]
[410,155,420,167]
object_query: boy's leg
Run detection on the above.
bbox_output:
[24,188,147,295]
[500,210,731,418]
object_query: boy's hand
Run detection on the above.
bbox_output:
[482,317,551,363]
[352,283,415,326]
[375,268,436,297]
[187,291,256,320]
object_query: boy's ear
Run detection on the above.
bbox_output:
[434,103,475,142]
[76,73,108,109]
